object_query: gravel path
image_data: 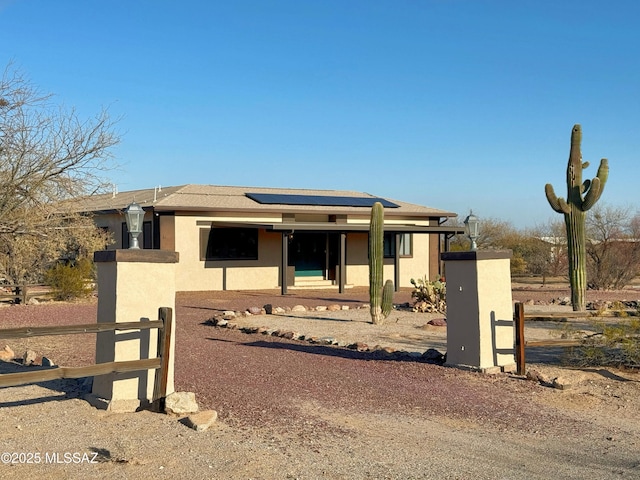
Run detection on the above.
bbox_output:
[0,286,639,478]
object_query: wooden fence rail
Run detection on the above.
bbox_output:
[0,284,55,304]
[0,307,173,411]
[513,302,624,375]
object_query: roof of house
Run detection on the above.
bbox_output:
[73,184,458,219]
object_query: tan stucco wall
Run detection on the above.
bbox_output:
[174,214,282,291]
[399,233,431,286]
[344,232,431,288]
[159,215,175,250]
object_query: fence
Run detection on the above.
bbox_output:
[513,301,637,375]
[0,307,173,411]
[0,284,55,304]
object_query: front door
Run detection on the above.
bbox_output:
[290,233,326,277]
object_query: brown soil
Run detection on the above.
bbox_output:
[0,285,639,479]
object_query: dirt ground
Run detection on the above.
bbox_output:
[0,284,639,479]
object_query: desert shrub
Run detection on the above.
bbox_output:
[410,276,446,313]
[566,317,640,368]
[45,258,95,301]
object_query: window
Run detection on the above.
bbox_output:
[384,233,412,258]
[200,227,258,260]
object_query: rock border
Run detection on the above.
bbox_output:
[203,302,446,365]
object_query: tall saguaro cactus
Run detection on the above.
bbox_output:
[369,202,394,324]
[545,124,609,311]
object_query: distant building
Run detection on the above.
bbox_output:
[77,184,462,293]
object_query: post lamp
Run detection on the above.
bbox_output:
[124,202,145,249]
[464,210,479,251]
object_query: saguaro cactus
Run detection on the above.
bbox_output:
[369,202,394,324]
[545,124,609,311]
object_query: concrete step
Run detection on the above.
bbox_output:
[290,278,354,290]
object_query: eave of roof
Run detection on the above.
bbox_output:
[205,220,465,234]
[72,184,458,219]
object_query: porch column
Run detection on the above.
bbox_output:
[281,232,289,295]
[339,232,346,293]
[394,233,401,292]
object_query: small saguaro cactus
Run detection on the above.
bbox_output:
[545,124,609,311]
[369,202,394,324]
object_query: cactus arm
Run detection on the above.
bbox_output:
[382,279,394,318]
[582,161,590,169]
[596,158,609,185]
[545,184,570,214]
[581,177,601,211]
[582,159,608,211]
[557,198,570,214]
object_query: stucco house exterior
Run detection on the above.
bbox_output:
[77,184,462,293]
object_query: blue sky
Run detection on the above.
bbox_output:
[1,1,638,228]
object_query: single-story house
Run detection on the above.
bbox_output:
[76,184,463,293]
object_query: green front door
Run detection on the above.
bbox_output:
[290,233,326,277]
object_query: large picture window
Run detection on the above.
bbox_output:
[383,233,412,258]
[200,227,258,260]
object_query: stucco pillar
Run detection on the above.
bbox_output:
[441,250,515,373]
[89,249,179,411]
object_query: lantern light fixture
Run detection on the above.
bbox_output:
[464,210,479,251]
[124,202,145,249]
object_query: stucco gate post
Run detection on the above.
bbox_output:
[88,249,179,412]
[441,250,516,373]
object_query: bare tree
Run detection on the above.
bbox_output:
[0,64,119,283]
[586,204,640,290]
[528,219,568,282]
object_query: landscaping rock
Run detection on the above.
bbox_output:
[427,318,447,327]
[291,305,307,313]
[422,348,445,363]
[327,304,341,312]
[263,304,273,314]
[0,345,14,362]
[552,377,572,390]
[247,306,263,315]
[222,310,236,319]
[23,349,38,366]
[165,392,199,415]
[184,410,218,432]
[347,342,369,352]
[41,356,55,367]
[526,369,553,386]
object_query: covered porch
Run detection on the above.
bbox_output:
[209,221,464,295]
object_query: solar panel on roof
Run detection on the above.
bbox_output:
[246,193,399,208]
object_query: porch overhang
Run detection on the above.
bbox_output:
[201,221,464,235]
